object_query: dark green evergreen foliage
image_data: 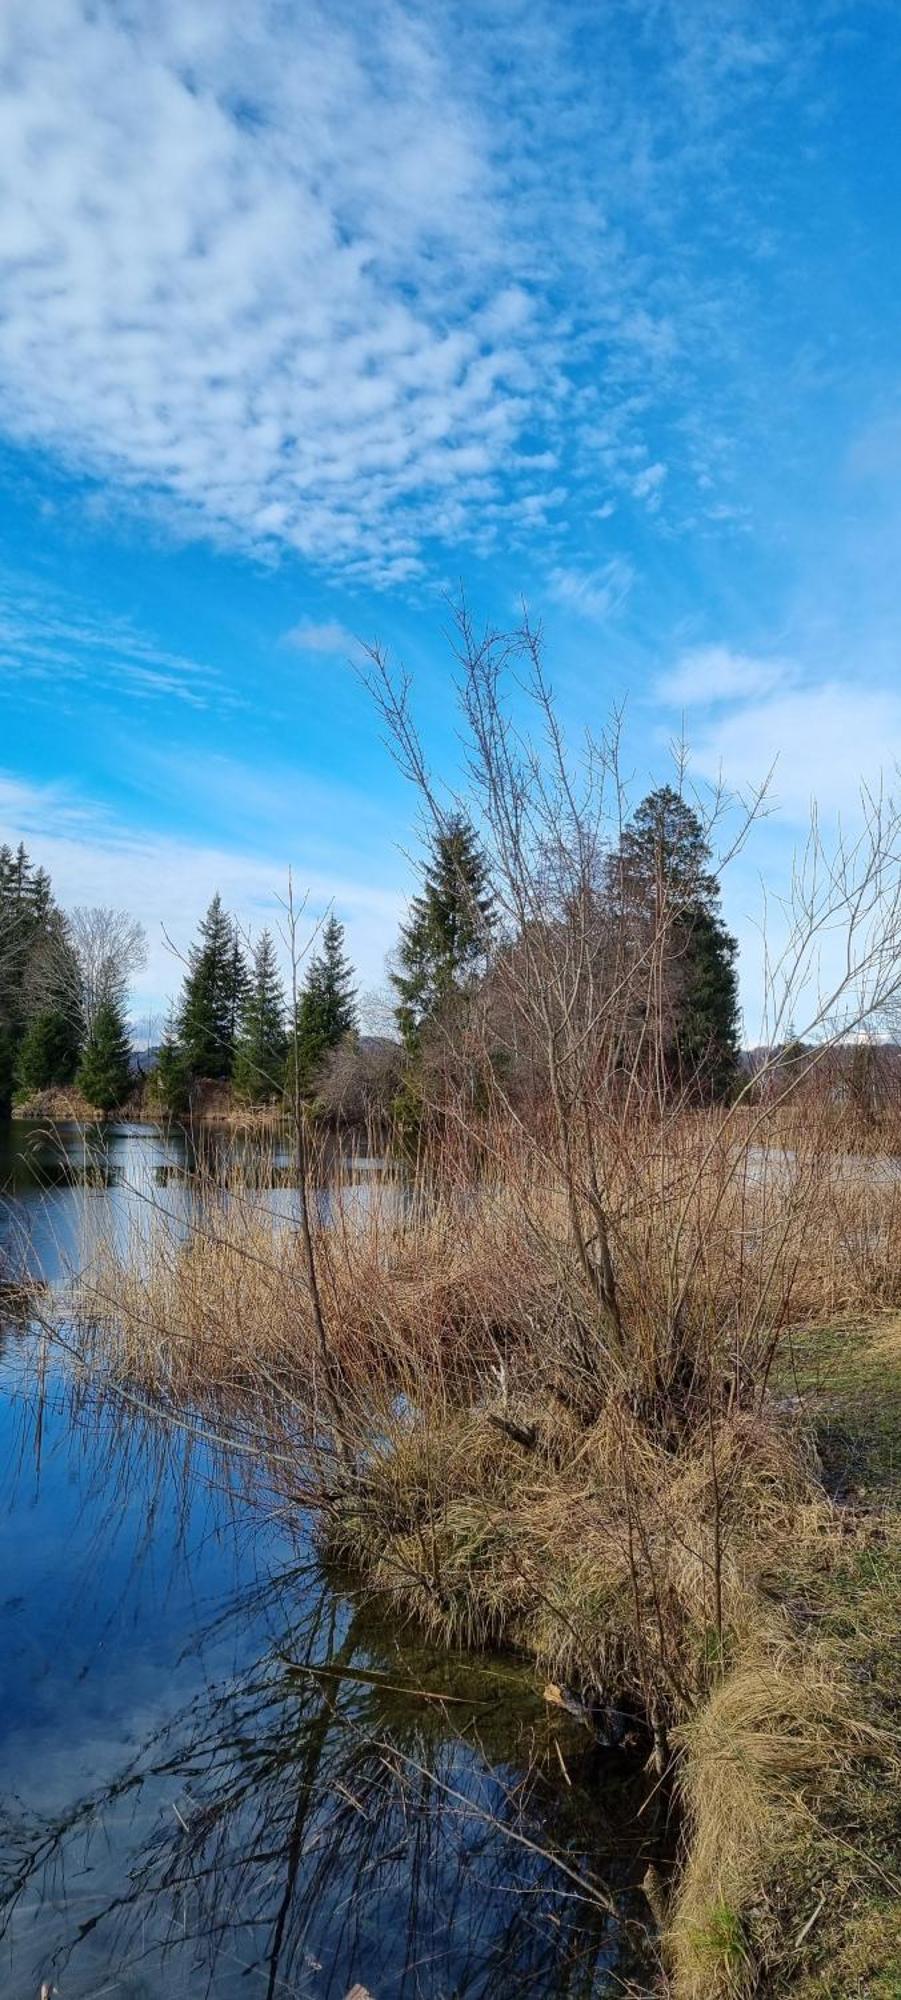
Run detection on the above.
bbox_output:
[292,915,358,1090]
[16,1008,81,1092]
[177,895,248,1080]
[607,786,740,1102]
[391,816,495,1050]
[233,930,287,1103]
[0,841,83,1114]
[226,920,251,1054]
[611,786,720,916]
[77,998,133,1115]
[671,903,740,1103]
[153,1012,192,1117]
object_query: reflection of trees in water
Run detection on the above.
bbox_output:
[0,1353,670,1997]
[0,1569,668,1998]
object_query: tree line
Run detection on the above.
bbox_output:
[0,778,740,1123]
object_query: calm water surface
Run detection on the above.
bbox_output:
[0,1121,663,1998]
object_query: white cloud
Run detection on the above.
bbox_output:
[0,0,539,586]
[0,0,820,585]
[655,644,794,707]
[0,770,407,1032]
[548,557,636,623]
[688,682,901,819]
[282,620,362,657]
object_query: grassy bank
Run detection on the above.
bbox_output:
[671,1315,900,1997]
[62,1114,901,1996]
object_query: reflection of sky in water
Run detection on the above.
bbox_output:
[0,1119,403,1284]
[0,1337,304,1993]
[0,1126,662,1997]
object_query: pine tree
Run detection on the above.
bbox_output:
[16,1008,81,1093]
[177,895,244,1080]
[605,786,740,1102]
[292,915,358,1090]
[77,998,133,1116]
[391,816,494,1050]
[233,931,287,1103]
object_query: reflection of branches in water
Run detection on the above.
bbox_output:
[0,1574,668,1998]
[0,1321,668,1996]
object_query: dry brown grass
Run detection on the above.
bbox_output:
[58,1108,901,1997]
[668,1651,891,1998]
[70,1102,901,1417]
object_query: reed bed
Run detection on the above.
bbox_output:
[72,1104,901,1404]
[55,1101,901,1997]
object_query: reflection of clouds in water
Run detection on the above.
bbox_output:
[2,1598,661,1998]
[0,1324,664,1998]
[0,1345,294,1806]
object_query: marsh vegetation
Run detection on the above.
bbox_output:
[3,616,901,1995]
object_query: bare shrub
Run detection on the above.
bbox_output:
[315,1033,404,1131]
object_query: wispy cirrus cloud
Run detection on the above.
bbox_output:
[0,570,223,709]
[547,557,636,624]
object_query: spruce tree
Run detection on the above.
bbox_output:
[671,903,740,1103]
[77,998,133,1116]
[16,1008,81,1093]
[605,786,740,1102]
[0,841,83,1114]
[391,816,494,1050]
[292,915,358,1090]
[226,919,251,1054]
[177,895,244,1080]
[153,1010,192,1117]
[233,931,287,1103]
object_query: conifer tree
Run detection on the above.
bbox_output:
[233,931,287,1103]
[226,919,251,1054]
[177,894,244,1080]
[16,1008,81,1093]
[292,914,358,1089]
[153,1010,192,1117]
[0,841,83,1114]
[605,785,740,1102]
[391,816,494,1050]
[77,998,133,1116]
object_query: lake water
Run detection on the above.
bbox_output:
[0,1121,664,1998]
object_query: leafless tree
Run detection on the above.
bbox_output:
[68,906,147,1034]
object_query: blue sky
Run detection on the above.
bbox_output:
[2,0,901,1036]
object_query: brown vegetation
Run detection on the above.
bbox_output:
[55,620,901,1994]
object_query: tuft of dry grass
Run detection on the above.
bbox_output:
[668,1651,894,1997]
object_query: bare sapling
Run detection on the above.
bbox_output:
[279,873,353,1477]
